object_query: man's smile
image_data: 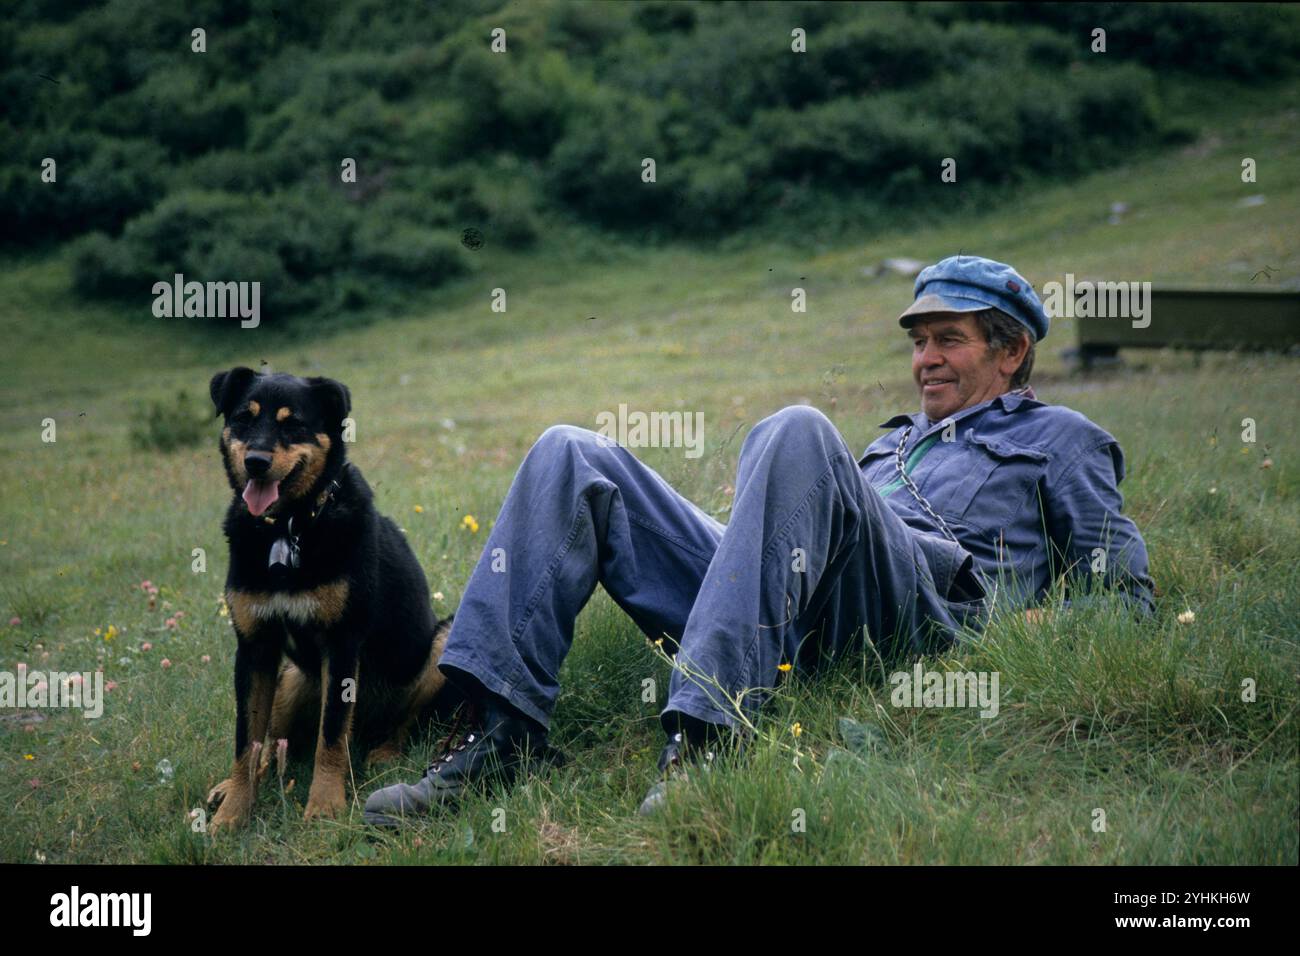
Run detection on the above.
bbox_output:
[921,376,956,392]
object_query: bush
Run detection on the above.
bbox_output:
[353,223,470,285]
[70,231,155,298]
[128,390,209,453]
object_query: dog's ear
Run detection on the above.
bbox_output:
[209,367,258,418]
[307,377,352,432]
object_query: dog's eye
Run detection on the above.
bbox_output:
[232,411,253,425]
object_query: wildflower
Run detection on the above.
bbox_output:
[432,591,444,602]
[160,658,172,669]
[201,655,211,664]
[141,642,152,652]
[461,514,479,534]
[414,505,424,513]
[1208,487,1218,495]
[106,681,118,692]
[1261,458,1273,469]
[164,617,177,629]
[791,722,802,738]
[140,580,153,591]
[104,625,118,642]
[8,616,19,627]
[777,662,792,673]
[1177,610,1196,625]
[23,753,35,761]
[29,779,39,789]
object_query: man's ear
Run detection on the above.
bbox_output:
[209,367,258,418]
[307,377,352,432]
[998,332,1031,377]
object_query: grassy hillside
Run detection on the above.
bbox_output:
[0,76,1296,864]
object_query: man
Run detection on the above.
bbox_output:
[364,255,1154,825]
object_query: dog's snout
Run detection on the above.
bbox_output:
[244,451,273,477]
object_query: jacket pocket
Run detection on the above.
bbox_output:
[935,435,1050,530]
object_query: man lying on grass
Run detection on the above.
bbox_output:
[364,254,1155,825]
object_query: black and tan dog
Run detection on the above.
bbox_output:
[205,367,453,832]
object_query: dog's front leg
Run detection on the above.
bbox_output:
[303,642,360,821]
[210,636,279,833]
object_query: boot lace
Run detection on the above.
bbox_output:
[426,699,483,774]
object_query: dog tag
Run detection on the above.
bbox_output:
[269,536,300,570]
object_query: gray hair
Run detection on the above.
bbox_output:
[972,308,1035,388]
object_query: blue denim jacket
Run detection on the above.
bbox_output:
[858,389,1155,615]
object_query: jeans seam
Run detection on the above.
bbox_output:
[624,508,715,563]
[730,450,852,707]
[509,491,594,649]
[759,450,850,566]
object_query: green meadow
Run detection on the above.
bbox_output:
[1,77,1297,865]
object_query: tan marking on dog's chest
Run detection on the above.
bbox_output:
[226,581,350,634]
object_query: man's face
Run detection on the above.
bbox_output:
[908,314,1022,421]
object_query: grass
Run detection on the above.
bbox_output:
[1,75,1297,864]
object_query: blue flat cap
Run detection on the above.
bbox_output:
[898,255,1049,342]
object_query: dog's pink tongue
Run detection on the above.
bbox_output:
[243,479,280,517]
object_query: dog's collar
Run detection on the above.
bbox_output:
[259,462,351,527]
[263,463,350,572]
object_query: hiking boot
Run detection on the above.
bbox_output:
[637,715,730,817]
[364,694,559,826]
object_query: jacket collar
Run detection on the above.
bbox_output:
[878,386,1042,432]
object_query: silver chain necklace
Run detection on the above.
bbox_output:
[894,423,960,545]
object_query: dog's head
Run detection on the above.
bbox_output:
[210,367,351,518]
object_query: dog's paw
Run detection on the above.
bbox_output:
[364,742,403,767]
[206,777,234,810]
[209,794,252,834]
[303,777,347,821]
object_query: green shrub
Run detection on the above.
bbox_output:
[128,390,209,453]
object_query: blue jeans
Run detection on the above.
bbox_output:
[437,405,985,734]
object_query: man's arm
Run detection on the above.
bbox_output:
[1041,438,1155,615]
